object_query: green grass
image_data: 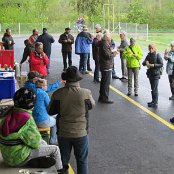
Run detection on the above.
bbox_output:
[113,32,174,53]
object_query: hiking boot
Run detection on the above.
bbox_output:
[169,96,174,100]
[57,165,69,174]
[27,156,56,168]
[170,117,174,123]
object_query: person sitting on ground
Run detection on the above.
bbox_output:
[0,87,67,173]
[142,43,163,108]
[24,71,63,93]
[32,79,58,145]
[29,42,49,77]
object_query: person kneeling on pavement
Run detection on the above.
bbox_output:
[0,87,67,173]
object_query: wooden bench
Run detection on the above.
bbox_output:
[38,127,50,144]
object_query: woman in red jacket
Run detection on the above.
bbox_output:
[29,42,49,77]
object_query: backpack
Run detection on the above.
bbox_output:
[155,53,163,75]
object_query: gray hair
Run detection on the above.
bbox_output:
[171,41,174,46]
[103,33,111,41]
[95,24,101,29]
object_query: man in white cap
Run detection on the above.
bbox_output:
[118,31,129,82]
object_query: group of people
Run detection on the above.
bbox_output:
[1,23,174,174]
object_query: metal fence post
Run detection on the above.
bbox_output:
[135,23,138,38]
[146,24,149,41]
[92,22,95,34]
[18,23,21,36]
[118,22,121,34]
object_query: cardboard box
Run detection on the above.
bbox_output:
[16,75,27,88]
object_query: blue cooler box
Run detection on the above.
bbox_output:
[0,71,15,99]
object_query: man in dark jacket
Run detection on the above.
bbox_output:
[58,28,74,71]
[98,33,116,104]
[37,28,55,73]
[2,28,15,50]
[48,66,95,174]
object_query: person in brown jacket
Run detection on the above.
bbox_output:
[47,66,95,174]
[98,33,117,104]
[58,28,74,71]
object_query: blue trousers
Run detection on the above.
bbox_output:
[58,135,89,174]
[79,53,88,72]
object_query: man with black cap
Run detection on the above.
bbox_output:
[48,66,95,174]
[37,28,55,73]
[59,28,74,71]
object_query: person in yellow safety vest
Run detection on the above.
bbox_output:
[123,37,143,96]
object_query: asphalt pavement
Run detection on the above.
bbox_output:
[1,35,174,174]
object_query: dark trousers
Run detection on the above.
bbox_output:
[58,135,89,174]
[112,64,117,77]
[79,53,88,72]
[87,53,91,69]
[168,75,174,95]
[94,59,100,81]
[149,78,159,104]
[62,52,72,70]
[99,70,112,101]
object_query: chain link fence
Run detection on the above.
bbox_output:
[0,22,149,41]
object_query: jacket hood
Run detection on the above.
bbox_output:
[1,108,30,137]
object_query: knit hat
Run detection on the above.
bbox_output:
[28,71,40,80]
[13,87,36,110]
[61,66,83,82]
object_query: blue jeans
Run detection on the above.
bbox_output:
[37,116,57,145]
[79,53,88,72]
[58,135,89,174]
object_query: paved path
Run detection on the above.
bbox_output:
[1,35,174,174]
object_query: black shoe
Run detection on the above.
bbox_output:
[147,101,153,105]
[93,79,100,83]
[120,77,128,82]
[148,102,158,108]
[57,165,69,174]
[169,96,174,100]
[170,117,174,123]
[27,156,56,168]
[112,75,119,79]
[87,68,92,71]
[98,100,114,104]
[135,93,138,96]
[63,68,67,72]
[127,93,131,96]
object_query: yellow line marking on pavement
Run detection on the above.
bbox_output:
[69,164,75,174]
[89,72,174,131]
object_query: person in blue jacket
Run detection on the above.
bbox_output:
[75,25,92,74]
[24,71,62,93]
[32,79,58,145]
